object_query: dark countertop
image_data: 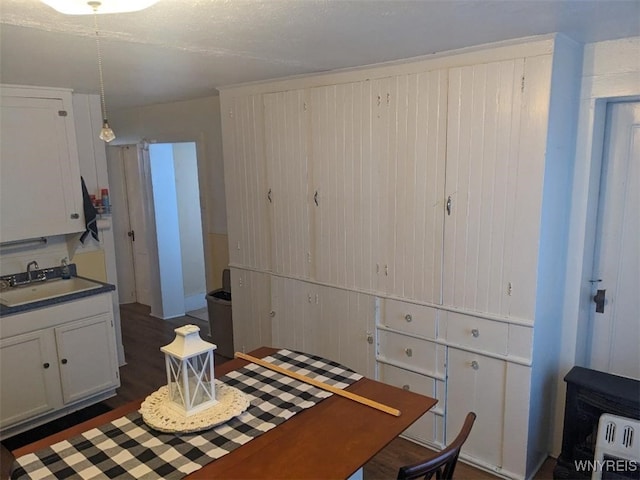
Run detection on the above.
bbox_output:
[0,264,115,317]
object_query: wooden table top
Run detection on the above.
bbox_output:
[13,347,437,479]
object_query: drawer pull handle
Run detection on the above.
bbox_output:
[43,362,50,369]
[405,348,413,357]
[405,314,412,323]
[471,360,479,370]
[471,328,480,338]
[402,384,410,391]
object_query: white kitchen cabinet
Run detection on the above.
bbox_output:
[220,34,581,479]
[377,363,445,447]
[376,298,446,447]
[229,268,272,354]
[264,90,312,279]
[310,81,374,290]
[0,293,119,437]
[446,348,507,470]
[0,86,84,243]
[271,277,376,377]
[223,95,271,271]
[309,72,446,301]
[55,314,120,404]
[0,330,60,428]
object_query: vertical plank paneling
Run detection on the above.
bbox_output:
[230,268,271,353]
[227,95,270,271]
[509,55,551,320]
[444,60,526,318]
[394,70,447,304]
[359,81,375,292]
[264,90,311,279]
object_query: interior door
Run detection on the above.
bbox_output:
[107,146,136,304]
[107,145,152,307]
[588,101,639,380]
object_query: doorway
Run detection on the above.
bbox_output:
[586,101,639,380]
[107,142,207,320]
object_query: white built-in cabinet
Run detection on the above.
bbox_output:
[0,86,84,243]
[221,34,581,479]
[0,294,120,438]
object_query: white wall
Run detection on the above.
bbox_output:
[109,95,225,291]
[553,36,640,455]
[173,142,206,306]
[149,143,186,319]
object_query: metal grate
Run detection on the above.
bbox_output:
[592,413,640,480]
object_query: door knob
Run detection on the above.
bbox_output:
[593,289,606,314]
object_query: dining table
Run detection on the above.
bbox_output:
[12,346,438,479]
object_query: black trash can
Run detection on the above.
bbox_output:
[207,269,233,358]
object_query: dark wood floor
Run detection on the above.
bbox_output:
[112,303,557,480]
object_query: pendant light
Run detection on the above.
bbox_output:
[41,0,159,15]
[90,1,115,143]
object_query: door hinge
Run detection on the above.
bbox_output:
[58,110,68,117]
[521,75,525,93]
[229,108,233,118]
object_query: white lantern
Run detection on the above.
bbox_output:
[161,325,218,416]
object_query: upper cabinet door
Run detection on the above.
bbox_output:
[264,90,311,279]
[1,92,83,242]
[443,59,530,319]
[390,70,447,304]
[310,81,375,290]
[224,95,271,271]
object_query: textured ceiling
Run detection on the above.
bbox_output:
[1,0,639,111]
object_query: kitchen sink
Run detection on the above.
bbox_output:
[0,277,103,307]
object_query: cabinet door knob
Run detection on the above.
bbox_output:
[70,213,80,219]
[43,362,50,369]
[471,360,479,370]
[366,333,374,344]
[471,328,480,338]
[405,314,412,323]
[269,310,276,317]
[405,348,413,357]
[402,384,410,391]
[61,358,68,365]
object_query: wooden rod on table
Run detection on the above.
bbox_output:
[234,352,401,417]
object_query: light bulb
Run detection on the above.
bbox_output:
[100,121,116,142]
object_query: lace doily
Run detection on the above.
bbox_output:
[139,380,250,433]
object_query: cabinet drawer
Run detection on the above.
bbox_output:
[381,299,437,339]
[442,312,508,355]
[378,363,444,414]
[404,411,445,448]
[377,330,445,377]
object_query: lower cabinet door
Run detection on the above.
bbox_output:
[55,315,118,404]
[0,330,60,428]
[446,348,506,469]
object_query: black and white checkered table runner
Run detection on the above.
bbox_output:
[12,349,363,479]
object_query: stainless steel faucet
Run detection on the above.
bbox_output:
[26,261,40,282]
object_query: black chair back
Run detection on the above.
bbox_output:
[397,412,476,480]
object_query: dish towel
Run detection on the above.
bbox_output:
[79,176,99,244]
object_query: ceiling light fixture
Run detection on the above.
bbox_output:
[89,1,115,142]
[41,0,159,15]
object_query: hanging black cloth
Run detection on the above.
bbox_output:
[80,176,99,243]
